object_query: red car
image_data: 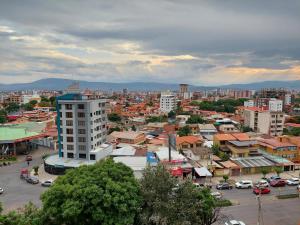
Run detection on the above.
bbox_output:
[253,187,271,195]
[270,179,286,187]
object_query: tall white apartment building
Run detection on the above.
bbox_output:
[268,99,283,112]
[243,107,284,136]
[57,93,112,161]
[285,94,292,106]
[160,92,176,113]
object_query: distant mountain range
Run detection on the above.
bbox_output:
[0,78,299,91]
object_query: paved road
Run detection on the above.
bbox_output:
[211,185,300,225]
[217,198,300,225]
[0,149,53,212]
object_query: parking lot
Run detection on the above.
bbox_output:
[0,148,55,212]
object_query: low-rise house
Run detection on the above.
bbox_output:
[198,124,217,136]
[258,138,298,162]
[110,131,146,144]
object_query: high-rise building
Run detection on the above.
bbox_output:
[179,84,188,94]
[160,92,176,113]
[244,100,254,107]
[56,93,111,161]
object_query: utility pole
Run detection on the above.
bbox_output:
[257,188,264,225]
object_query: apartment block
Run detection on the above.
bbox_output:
[160,92,176,113]
[57,93,111,161]
[243,107,284,136]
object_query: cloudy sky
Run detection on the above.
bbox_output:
[0,0,300,85]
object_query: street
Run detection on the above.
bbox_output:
[0,147,55,212]
[212,185,300,225]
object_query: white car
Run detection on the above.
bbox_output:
[235,180,253,189]
[0,187,4,194]
[286,178,299,186]
[225,220,246,225]
[41,179,53,187]
[211,191,222,199]
[255,180,269,188]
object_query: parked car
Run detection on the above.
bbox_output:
[235,180,253,189]
[225,220,246,225]
[41,180,53,187]
[297,184,300,190]
[267,175,281,183]
[216,182,233,190]
[25,155,32,161]
[286,178,299,186]
[270,179,286,187]
[211,191,222,199]
[0,187,3,194]
[25,176,39,184]
[253,187,271,195]
[255,180,269,188]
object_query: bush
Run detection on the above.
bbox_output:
[277,194,299,199]
[215,199,232,207]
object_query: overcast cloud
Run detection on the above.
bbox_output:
[0,0,300,85]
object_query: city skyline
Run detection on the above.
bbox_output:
[0,0,300,85]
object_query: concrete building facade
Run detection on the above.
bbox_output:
[160,92,176,113]
[56,93,110,161]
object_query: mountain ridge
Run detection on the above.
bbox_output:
[0,78,299,91]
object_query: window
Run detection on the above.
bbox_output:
[67,137,74,142]
[79,145,86,151]
[90,154,96,160]
[66,112,73,118]
[78,112,85,118]
[67,152,74,158]
[66,120,73,126]
[78,121,85,126]
[65,104,72,110]
[78,104,84,109]
[79,153,86,159]
[67,145,74,150]
[66,128,73,134]
[78,137,86,142]
[78,129,86,134]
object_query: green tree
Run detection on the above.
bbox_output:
[108,113,122,122]
[38,102,51,107]
[168,110,176,119]
[29,100,38,106]
[222,175,229,183]
[241,125,252,132]
[5,103,19,113]
[186,115,206,124]
[22,103,34,111]
[219,152,230,161]
[108,126,121,134]
[146,115,168,123]
[211,144,220,156]
[131,125,137,131]
[33,166,39,176]
[273,167,283,177]
[177,125,192,137]
[260,167,269,179]
[138,164,219,225]
[41,159,141,225]
[40,96,49,102]
[0,110,7,124]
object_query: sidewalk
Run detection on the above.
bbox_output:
[30,163,58,182]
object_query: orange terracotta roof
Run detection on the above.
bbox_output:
[176,136,203,145]
[214,133,236,141]
[258,138,296,148]
[231,133,250,141]
[219,160,240,169]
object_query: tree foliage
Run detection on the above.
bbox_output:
[108,113,122,122]
[146,115,168,123]
[41,159,141,225]
[138,165,219,225]
[5,103,19,113]
[0,110,7,124]
[167,110,176,119]
[186,115,206,124]
[194,99,245,113]
[260,167,270,178]
[177,125,192,137]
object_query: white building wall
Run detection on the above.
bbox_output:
[160,93,176,113]
[268,99,283,112]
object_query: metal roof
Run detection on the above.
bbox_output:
[232,156,276,168]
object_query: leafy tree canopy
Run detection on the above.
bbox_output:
[41,159,141,225]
